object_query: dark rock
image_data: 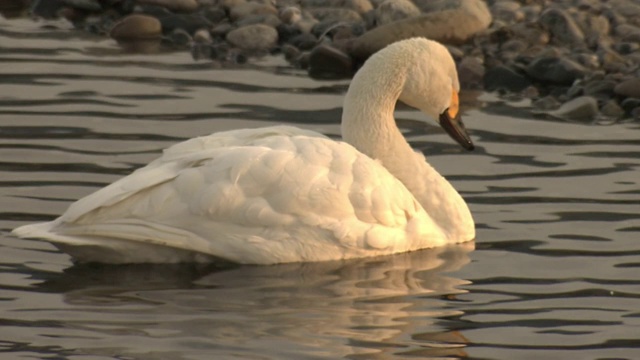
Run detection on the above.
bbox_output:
[168,28,192,47]
[276,23,302,43]
[621,98,640,115]
[484,65,532,92]
[457,56,484,89]
[137,0,199,13]
[614,78,640,99]
[236,14,282,28]
[31,0,65,19]
[584,80,617,98]
[202,6,227,23]
[63,0,101,12]
[289,33,318,51]
[538,8,585,47]
[308,44,353,79]
[157,14,212,35]
[525,56,587,85]
[532,95,561,111]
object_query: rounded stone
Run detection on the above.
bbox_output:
[230,2,278,21]
[614,78,640,99]
[600,99,625,119]
[308,8,362,23]
[484,65,531,92]
[375,0,421,26]
[457,56,484,89]
[226,24,278,51]
[539,8,585,47]
[110,14,162,40]
[549,96,599,122]
[308,44,353,79]
[137,0,199,13]
[525,56,587,85]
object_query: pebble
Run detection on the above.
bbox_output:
[110,14,162,40]
[484,65,531,92]
[548,96,599,122]
[230,2,278,21]
[539,8,585,47]
[137,0,199,13]
[457,56,485,89]
[375,0,421,26]
[614,78,640,99]
[526,56,587,86]
[308,44,353,79]
[226,24,278,51]
[600,99,625,119]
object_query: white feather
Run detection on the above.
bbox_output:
[13,38,475,264]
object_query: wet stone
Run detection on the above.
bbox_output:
[539,8,585,47]
[600,99,625,119]
[289,33,317,50]
[168,28,192,47]
[484,65,532,92]
[308,44,353,79]
[375,0,421,26]
[226,24,278,51]
[457,56,485,90]
[525,56,587,86]
[110,14,162,40]
[137,0,199,13]
[158,14,213,35]
[614,78,640,99]
[549,96,599,122]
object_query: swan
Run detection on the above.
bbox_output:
[12,38,475,265]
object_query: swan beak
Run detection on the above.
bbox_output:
[439,110,474,151]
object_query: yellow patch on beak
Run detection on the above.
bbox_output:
[447,89,459,119]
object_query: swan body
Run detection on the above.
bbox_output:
[13,38,475,264]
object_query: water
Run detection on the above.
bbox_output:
[1,17,640,360]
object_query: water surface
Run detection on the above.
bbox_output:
[1,17,640,360]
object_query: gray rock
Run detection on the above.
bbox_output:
[308,8,362,23]
[158,14,213,35]
[621,98,640,115]
[289,32,318,50]
[490,1,523,23]
[525,56,587,85]
[62,0,101,11]
[230,2,278,21]
[539,8,585,47]
[548,96,599,121]
[308,44,353,79]
[226,24,278,51]
[600,99,625,119]
[484,65,531,92]
[168,28,192,47]
[137,0,199,13]
[236,14,282,28]
[457,56,484,89]
[375,0,421,26]
[614,78,640,99]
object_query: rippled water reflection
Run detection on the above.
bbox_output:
[1,17,640,359]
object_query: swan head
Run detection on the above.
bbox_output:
[392,38,474,151]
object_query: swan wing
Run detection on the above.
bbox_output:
[14,127,442,264]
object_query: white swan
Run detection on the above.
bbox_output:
[12,38,475,265]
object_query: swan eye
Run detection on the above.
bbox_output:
[447,89,459,119]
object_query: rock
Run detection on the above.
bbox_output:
[289,33,317,50]
[226,24,278,51]
[308,8,362,23]
[168,28,192,47]
[600,99,625,119]
[236,13,282,28]
[538,8,585,47]
[110,14,162,40]
[490,1,523,23]
[157,14,213,34]
[301,0,372,15]
[525,56,587,85]
[621,98,640,115]
[484,65,531,92]
[375,0,421,26]
[308,44,353,79]
[279,6,302,24]
[202,6,227,23]
[230,2,277,21]
[614,78,640,99]
[62,0,101,11]
[193,28,212,43]
[457,56,484,89]
[532,95,561,111]
[583,79,617,98]
[137,0,199,13]
[548,96,599,121]
[30,0,65,19]
[348,0,491,62]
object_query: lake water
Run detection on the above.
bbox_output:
[1,17,640,360]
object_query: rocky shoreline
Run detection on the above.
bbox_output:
[3,0,640,122]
